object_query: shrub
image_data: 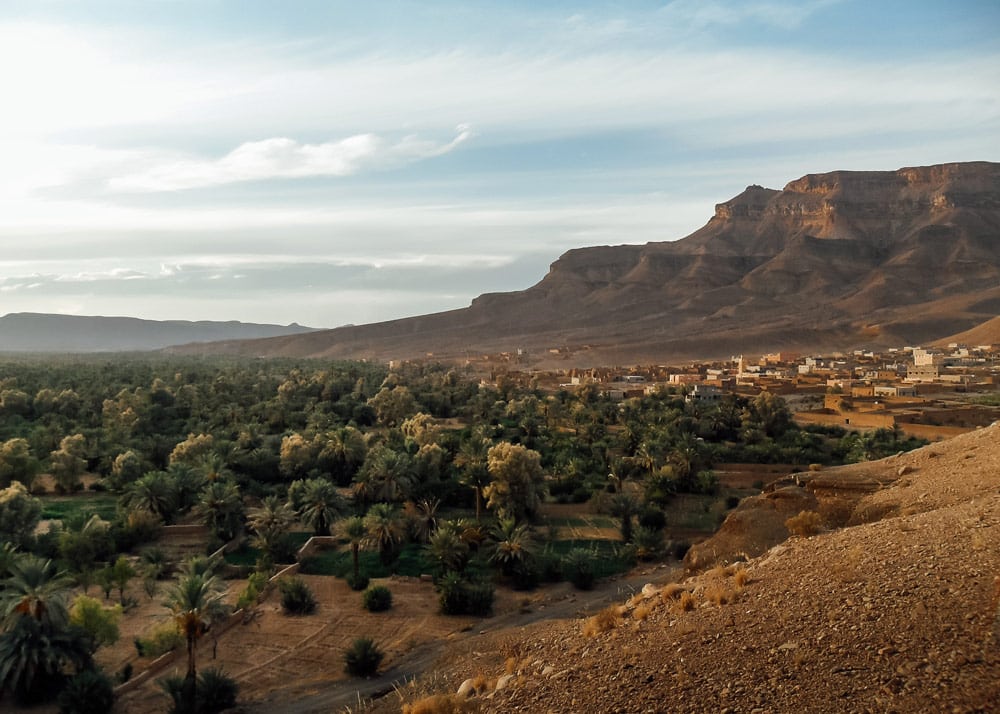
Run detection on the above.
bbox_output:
[511,562,539,591]
[537,548,562,583]
[437,572,494,616]
[279,576,317,615]
[197,667,239,714]
[344,637,384,677]
[136,621,183,657]
[346,572,370,591]
[57,670,115,714]
[561,548,596,590]
[785,510,822,537]
[464,581,495,616]
[638,507,666,532]
[362,585,393,612]
[160,667,238,714]
[632,526,663,561]
[236,570,269,611]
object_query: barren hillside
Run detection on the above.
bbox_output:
[173,161,1000,364]
[409,423,1000,713]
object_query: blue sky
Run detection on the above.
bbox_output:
[0,1,997,328]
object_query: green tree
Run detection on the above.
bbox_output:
[49,434,87,494]
[110,556,136,606]
[0,481,42,550]
[483,442,544,522]
[0,438,38,490]
[68,595,121,653]
[109,450,144,489]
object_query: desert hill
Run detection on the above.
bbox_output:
[417,423,1000,713]
[174,161,1000,364]
[0,313,318,353]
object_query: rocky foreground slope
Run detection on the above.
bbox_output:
[176,161,1000,364]
[408,424,1000,713]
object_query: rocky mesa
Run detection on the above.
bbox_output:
[173,161,1000,364]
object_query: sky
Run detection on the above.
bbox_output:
[0,1,997,329]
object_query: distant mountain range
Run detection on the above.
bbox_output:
[168,161,999,365]
[0,313,319,353]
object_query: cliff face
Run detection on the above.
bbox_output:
[177,161,1000,363]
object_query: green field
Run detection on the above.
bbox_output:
[38,494,118,522]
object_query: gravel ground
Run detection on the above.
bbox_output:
[414,423,1000,713]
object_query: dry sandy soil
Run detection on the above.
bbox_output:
[395,422,1000,713]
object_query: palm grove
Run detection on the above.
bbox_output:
[0,355,925,710]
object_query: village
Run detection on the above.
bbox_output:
[468,342,1000,442]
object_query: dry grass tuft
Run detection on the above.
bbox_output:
[732,566,750,591]
[470,673,489,693]
[785,510,823,537]
[708,564,729,579]
[582,604,623,637]
[661,583,686,600]
[704,582,735,606]
[403,695,481,714]
[633,603,652,621]
[676,590,696,612]
[503,656,518,675]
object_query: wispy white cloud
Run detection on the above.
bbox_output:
[109,126,473,191]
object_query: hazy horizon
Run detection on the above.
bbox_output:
[1,1,997,329]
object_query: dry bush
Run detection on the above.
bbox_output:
[503,656,518,675]
[785,510,822,537]
[661,583,686,600]
[676,591,696,612]
[704,582,735,606]
[808,463,823,472]
[582,604,623,637]
[732,566,750,591]
[403,694,481,714]
[471,673,489,693]
[633,603,652,621]
[708,564,729,579]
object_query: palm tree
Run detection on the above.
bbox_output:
[194,480,244,542]
[1,555,73,630]
[610,492,640,543]
[405,497,440,544]
[425,523,469,574]
[293,479,346,536]
[363,503,405,567]
[454,434,491,522]
[354,446,414,505]
[0,613,91,705]
[247,496,296,563]
[318,427,367,486]
[487,518,536,577]
[333,516,367,582]
[163,562,227,713]
[120,471,175,522]
[198,453,233,484]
